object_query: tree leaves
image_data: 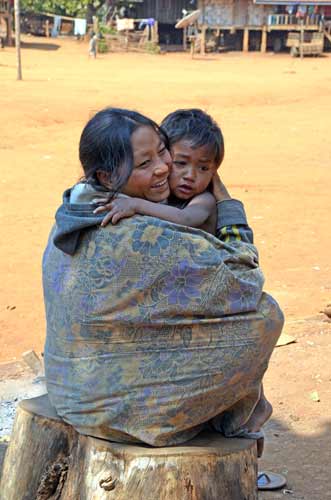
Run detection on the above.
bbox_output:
[21,0,107,17]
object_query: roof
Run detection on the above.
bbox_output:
[254,0,331,4]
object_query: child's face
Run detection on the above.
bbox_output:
[169,140,218,200]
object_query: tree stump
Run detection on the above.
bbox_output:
[0,395,258,500]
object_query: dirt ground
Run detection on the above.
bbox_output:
[0,37,331,498]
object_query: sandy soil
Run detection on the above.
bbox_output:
[0,37,331,498]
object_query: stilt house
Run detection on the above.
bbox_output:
[197,0,331,51]
[0,0,13,46]
[128,0,198,44]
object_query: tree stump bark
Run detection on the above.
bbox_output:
[0,395,258,500]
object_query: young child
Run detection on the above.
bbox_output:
[94,109,225,234]
[88,34,98,58]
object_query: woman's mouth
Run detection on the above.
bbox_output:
[151,179,169,190]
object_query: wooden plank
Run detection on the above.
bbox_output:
[183,25,187,50]
[261,25,267,52]
[22,350,43,375]
[267,24,319,31]
[243,27,249,51]
[324,29,331,43]
[201,24,206,55]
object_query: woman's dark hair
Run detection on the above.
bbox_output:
[161,109,224,166]
[79,107,168,191]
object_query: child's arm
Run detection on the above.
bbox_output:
[93,192,215,228]
[212,173,254,244]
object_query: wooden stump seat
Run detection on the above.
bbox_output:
[0,395,258,500]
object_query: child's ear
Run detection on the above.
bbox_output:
[96,171,113,189]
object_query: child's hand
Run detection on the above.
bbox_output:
[212,173,232,202]
[93,198,137,226]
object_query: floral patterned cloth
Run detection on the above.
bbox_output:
[43,190,283,446]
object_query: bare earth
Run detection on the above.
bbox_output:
[0,37,330,499]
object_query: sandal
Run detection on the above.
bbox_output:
[257,471,287,490]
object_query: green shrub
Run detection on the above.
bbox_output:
[144,42,161,54]
[97,39,109,53]
[99,24,117,36]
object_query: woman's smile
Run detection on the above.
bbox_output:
[151,178,169,190]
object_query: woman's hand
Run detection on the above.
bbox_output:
[212,173,232,202]
[93,198,138,226]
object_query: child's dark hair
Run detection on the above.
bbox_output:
[79,107,168,191]
[161,109,224,166]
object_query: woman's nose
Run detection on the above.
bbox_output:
[154,158,170,176]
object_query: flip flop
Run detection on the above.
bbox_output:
[257,471,287,491]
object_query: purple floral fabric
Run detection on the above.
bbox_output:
[43,216,283,446]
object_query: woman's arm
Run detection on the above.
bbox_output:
[94,192,215,228]
[213,173,254,244]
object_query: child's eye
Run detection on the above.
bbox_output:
[173,161,186,167]
[199,166,209,172]
[158,146,167,155]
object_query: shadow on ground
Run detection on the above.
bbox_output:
[259,417,331,499]
[21,41,60,51]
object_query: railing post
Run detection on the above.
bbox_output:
[14,0,22,80]
[300,19,304,59]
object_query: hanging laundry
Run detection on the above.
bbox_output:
[51,16,61,37]
[74,18,87,36]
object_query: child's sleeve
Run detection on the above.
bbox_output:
[216,199,254,244]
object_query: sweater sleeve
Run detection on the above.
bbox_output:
[216,199,254,244]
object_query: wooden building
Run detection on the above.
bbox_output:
[128,0,198,44]
[0,0,13,46]
[197,0,331,52]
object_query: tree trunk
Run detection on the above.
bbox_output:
[0,395,258,500]
[86,3,98,25]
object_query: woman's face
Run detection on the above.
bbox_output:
[121,126,171,202]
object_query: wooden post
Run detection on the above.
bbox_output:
[243,27,249,51]
[92,15,98,34]
[190,37,195,58]
[300,19,304,59]
[45,19,50,38]
[14,0,22,80]
[153,20,159,44]
[125,29,129,51]
[183,26,187,50]
[0,395,258,500]
[261,26,267,52]
[201,24,206,55]
[7,13,13,46]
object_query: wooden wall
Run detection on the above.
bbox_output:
[0,0,10,14]
[134,0,195,24]
[198,0,272,26]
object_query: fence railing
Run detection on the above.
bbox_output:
[267,13,321,26]
[0,0,10,14]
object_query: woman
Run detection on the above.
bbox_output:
[43,107,283,447]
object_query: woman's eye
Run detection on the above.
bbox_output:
[137,159,150,169]
[174,161,186,167]
[158,146,167,155]
[199,166,209,172]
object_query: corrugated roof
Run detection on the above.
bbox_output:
[254,0,331,4]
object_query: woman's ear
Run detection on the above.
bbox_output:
[96,171,113,189]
